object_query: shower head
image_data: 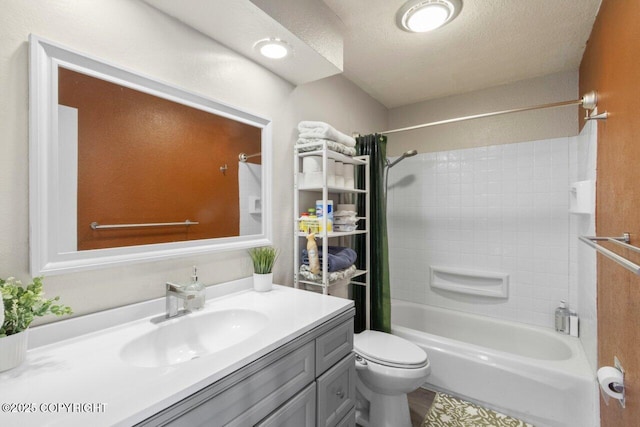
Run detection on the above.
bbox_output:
[386,149,418,168]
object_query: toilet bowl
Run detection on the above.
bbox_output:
[354,330,430,427]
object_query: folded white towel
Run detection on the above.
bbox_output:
[296,138,357,156]
[298,121,356,147]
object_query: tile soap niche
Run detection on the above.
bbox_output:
[430,266,509,298]
[569,180,594,215]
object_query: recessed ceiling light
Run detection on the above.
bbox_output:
[254,38,291,59]
[397,0,462,33]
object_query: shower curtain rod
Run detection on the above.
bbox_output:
[238,152,261,162]
[378,90,602,136]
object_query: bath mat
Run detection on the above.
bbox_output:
[422,392,534,427]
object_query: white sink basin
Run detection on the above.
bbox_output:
[120,309,268,367]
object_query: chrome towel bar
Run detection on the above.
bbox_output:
[90,220,199,230]
[579,233,640,275]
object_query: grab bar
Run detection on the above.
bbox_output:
[90,220,199,230]
[579,233,640,275]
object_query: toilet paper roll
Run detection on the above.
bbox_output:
[597,366,624,400]
[344,177,355,189]
[302,156,322,173]
[343,164,355,189]
[303,171,323,188]
[343,163,354,179]
[334,161,344,176]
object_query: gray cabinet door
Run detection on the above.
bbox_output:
[256,382,316,427]
[316,320,354,376]
[316,353,356,427]
[166,341,315,427]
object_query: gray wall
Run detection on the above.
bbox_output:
[386,70,579,156]
[0,0,387,322]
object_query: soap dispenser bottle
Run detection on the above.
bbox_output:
[185,266,205,311]
[555,300,570,334]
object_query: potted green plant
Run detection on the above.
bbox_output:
[248,246,278,292]
[0,276,72,371]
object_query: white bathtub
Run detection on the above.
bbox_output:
[391,299,597,427]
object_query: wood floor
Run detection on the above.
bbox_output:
[408,387,437,427]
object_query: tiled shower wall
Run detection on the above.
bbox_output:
[570,120,597,370]
[387,137,573,329]
[239,162,262,236]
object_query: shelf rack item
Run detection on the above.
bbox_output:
[294,140,371,329]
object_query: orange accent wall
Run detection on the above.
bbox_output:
[579,1,640,425]
[58,68,261,250]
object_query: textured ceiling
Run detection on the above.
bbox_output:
[323,0,601,108]
[145,0,344,85]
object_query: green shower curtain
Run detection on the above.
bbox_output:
[353,134,391,333]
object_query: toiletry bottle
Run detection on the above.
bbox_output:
[316,199,333,232]
[307,208,319,234]
[306,233,320,274]
[555,300,570,334]
[569,311,579,337]
[185,266,205,311]
[299,212,309,233]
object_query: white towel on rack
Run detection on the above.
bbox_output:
[296,138,357,156]
[298,121,356,147]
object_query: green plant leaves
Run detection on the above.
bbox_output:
[0,277,72,337]
[248,247,278,274]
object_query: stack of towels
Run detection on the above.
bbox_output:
[334,206,358,232]
[297,121,357,156]
[299,246,358,282]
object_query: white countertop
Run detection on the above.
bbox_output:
[0,282,353,426]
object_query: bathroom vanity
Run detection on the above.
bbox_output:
[0,281,355,427]
[140,304,355,426]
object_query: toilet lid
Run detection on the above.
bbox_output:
[354,330,428,368]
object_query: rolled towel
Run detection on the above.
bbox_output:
[301,246,357,272]
[298,121,356,147]
[299,264,357,283]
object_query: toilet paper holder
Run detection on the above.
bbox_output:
[597,357,625,408]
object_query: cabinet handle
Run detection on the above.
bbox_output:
[336,388,345,399]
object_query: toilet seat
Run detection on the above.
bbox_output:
[354,330,428,369]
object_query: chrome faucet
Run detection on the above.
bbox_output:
[165,282,195,319]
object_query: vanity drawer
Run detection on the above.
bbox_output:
[316,353,356,427]
[256,382,316,427]
[336,407,356,427]
[165,341,315,427]
[315,320,353,376]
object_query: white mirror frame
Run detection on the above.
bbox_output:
[29,35,272,276]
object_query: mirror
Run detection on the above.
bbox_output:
[29,35,272,276]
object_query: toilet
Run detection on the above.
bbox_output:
[354,330,431,427]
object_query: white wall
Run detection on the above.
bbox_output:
[387,70,578,156]
[387,137,572,329]
[0,0,387,323]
